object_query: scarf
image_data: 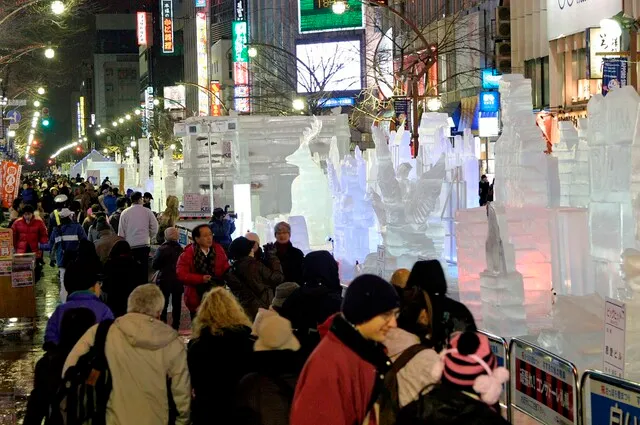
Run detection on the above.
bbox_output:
[193,244,215,276]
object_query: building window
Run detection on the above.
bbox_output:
[524,56,550,109]
[572,48,587,81]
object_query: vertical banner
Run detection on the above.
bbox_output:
[602,58,628,96]
[232,21,250,113]
[510,339,578,425]
[161,0,174,54]
[210,81,222,116]
[604,297,626,378]
[0,161,21,208]
[196,12,209,116]
[137,11,147,45]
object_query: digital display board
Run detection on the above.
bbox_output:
[298,0,364,34]
[296,40,362,93]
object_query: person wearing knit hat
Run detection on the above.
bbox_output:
[270,282,299,312]
[225,236,284,319]
[291,274,399,425]
[254,315,301,351]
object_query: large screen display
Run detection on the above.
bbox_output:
[298,0,364,34]
[296,40,362,93]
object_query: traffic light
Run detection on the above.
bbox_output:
[42,119,50,127]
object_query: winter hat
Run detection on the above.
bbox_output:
[254,315,301,352]
[431,332,509,405]
[96,217,110,232]
[342,274,400,325]
[271,282,300,309]
[303,251,340,290]
[406,260,448,297]
[228,236,255,260]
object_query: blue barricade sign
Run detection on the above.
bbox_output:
[510,338,579,425]
[582,371,640,425]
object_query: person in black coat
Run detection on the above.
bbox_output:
[102,240,142,317]
[235,315,304,425]
[188,288,256,425]
[279,250,342,358]
[404,259,477,351]
[24,308,97,425]
[226,236,284,320]
[273,222,304,284]
[152,227,184,330]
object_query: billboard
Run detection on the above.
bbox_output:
[196,12,209,116]
[547,0,622,40]
[296,40,362,93]
[163,85,186,109]
[232,20,249,113]
[210,81,223,116]
[232,21,248,63]
[161,0,174,53]
[298,0,364,34]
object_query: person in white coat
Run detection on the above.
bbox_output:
[63,284,191,425]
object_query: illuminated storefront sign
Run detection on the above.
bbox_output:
[196,12,209,116]
[318,97,355,108]
[210,81,222,116]
[195,0,206,6]
[298,0,364,34]
[481,68,502,90]
[79,96,86,136]
[137,12,148,45]
[479,91,500,113]
[161,0,174,54]
[232,20,249,113]
[144,87,154,136]
[76,102,82,139]
[234,0,246,20]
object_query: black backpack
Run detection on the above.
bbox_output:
[53,319,114,425]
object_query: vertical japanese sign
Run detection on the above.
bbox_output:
[0,161,21,208]
[144,87,154,137]
[196,12,209,116]
[210,81,222,116]
[511,340,577,425]
[136,12,147,45]
[604,297,626,378]
[79,96,86,136]
[587,27,620,79]
[584,375,640,425]
[161,0,174,54]
[232,21,250,113]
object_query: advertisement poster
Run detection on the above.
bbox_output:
[604,297,626,377]
[86,170,100,186]
[511,340,577,425]
[0,161,21,208]
[181,193,211,218]
[11,271,33,288]
[584,377,640,425]
[602,58,628,96]
[0,261,11,276]
[0,230,12,260]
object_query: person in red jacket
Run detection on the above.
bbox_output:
[176,224,229,319]
[12,205,48,281]
[290,274,400,425]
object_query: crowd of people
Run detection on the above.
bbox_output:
[14,173,510,425]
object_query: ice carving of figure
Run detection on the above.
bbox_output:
[287,118,333,247]
[485,203,507,275]
[367,126,446,271]
[327,143,376,280]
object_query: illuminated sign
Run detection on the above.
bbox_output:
[232,21,248,63]
[76,102,82,139]
[587,27,620,79]
[210,81,222,116]
[196,12,209,116]
[298,0,364,34]
[234,0,247,20]
[161,0,174,54]
[479,112,499,137]
[136,12,147,45]
[296,40,362,93]
[479,91,500,113]
[163,85,186,109]
[318,97,355,108]
[195,0,206,6]
[79,96,86,136]
[481,68,502,90]
[233,63,250,113]
[144,87,154,137]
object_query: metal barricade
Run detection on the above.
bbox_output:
[479,330,510,422]
[509,338,580,425]
[581,370,640,425]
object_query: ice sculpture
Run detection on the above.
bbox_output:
[139,138,150,193]
[327,143,376,280]
[479,203,527,337]
[494,75,560,208]
[287,119,333,247]
[124,147,138,191]
[556,122,585,207]
[587,87,638,297]
[364,126,446,276]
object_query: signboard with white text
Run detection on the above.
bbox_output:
[137,12,147,45]
[547,0,622,40]
[161,0,174,54]
[196,12,209,116]
[587,27,620,79]
[604,297,626,377]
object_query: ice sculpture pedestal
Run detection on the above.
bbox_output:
[480,271,527,336]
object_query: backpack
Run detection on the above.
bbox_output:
[372,344,429,425]
[53,319,114,425]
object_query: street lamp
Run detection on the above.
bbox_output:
[248,47,258,58]
[332,0,347,14]
[44,48,55,59]
[7,130,16,138]
[112,122,118,127]
[134,109,141,115]
[37,87,45,95]
[153,99,160,106]
[118,118,124,124]
[426,97,442,112]
[600,18,623,39]
[292,98,305,111]
[51,1,65,15]
[102,148,108,154]
[33,100,41,107]
[170,143,176,150]
[125,114,131,120]
[130,141,137,148]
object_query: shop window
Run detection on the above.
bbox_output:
[524,56,550,109]
[572,48,587,81]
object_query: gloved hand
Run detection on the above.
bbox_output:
[263,242,276,256]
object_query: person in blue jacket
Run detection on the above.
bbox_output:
[43,259,113,349]
[40,208,87,302]
[209,207,235,253]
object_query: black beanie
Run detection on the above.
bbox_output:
[342,274,400,325]
[228,236,255,260]
[406,260,448,297]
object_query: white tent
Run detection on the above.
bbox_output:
[70,150,110,178]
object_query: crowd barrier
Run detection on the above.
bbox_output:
[472,331,640,425]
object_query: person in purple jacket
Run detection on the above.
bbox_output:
[44,259,113,349]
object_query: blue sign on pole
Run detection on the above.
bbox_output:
[603,58,628,96]
[482,68,502,90]
[479,92,500,113]
[195,0,206,6]
[6,110,21,124]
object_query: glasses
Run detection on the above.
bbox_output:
[275,231,290,235]
[381,310,400,322]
